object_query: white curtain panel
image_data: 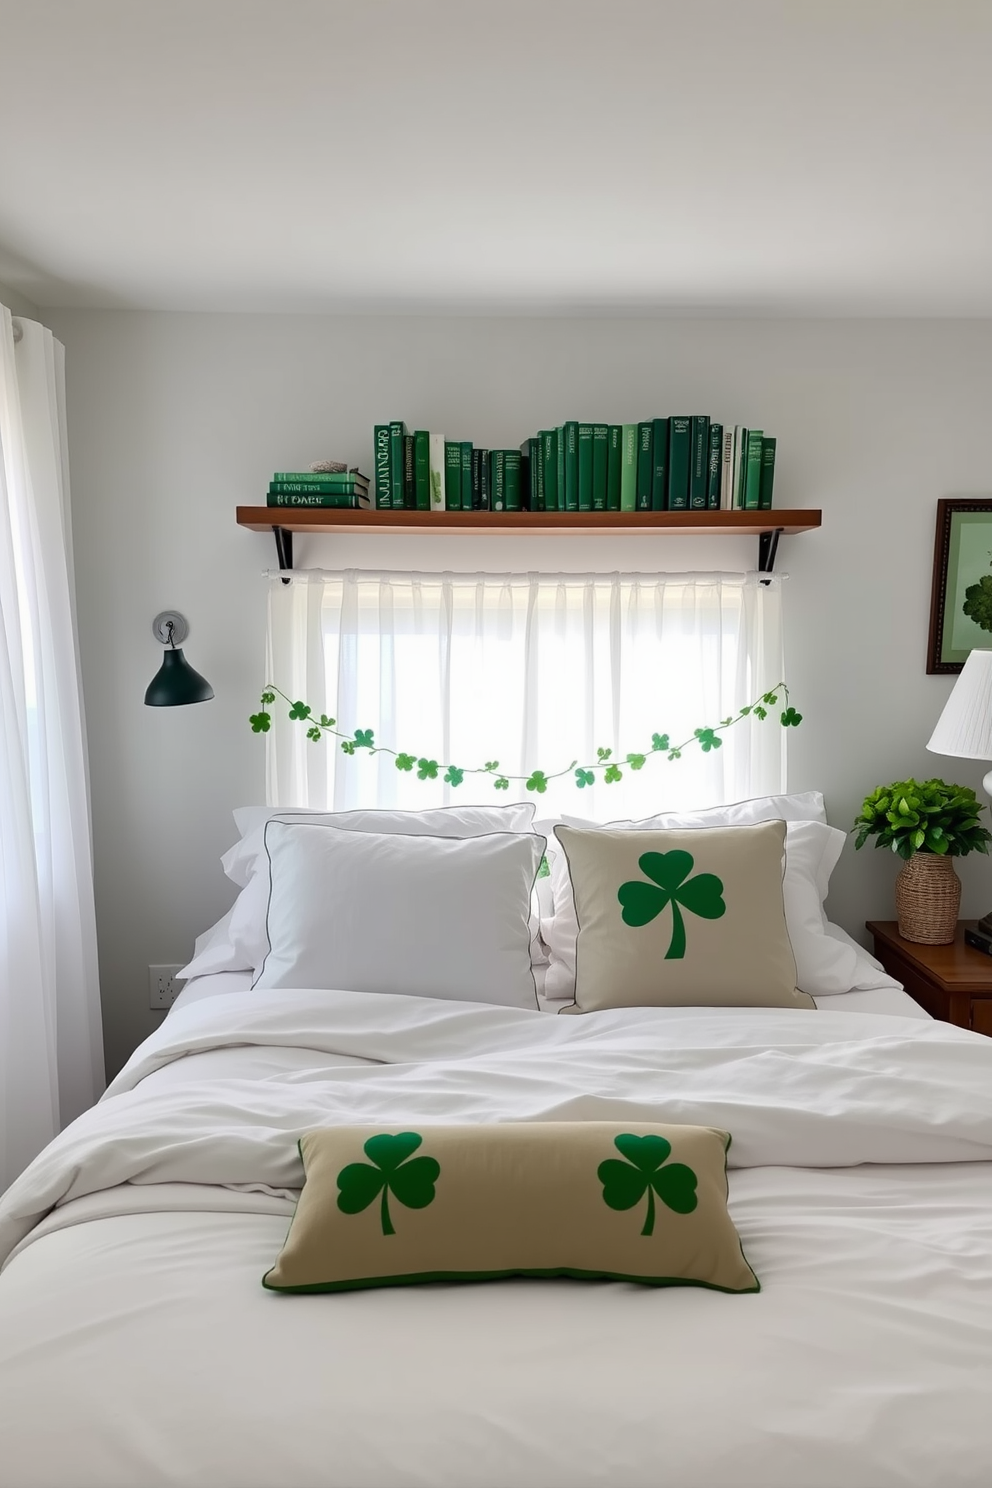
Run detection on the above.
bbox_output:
[0,310,104,1193]
[266,568,786,821]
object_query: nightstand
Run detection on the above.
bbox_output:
[866,920,992,1034]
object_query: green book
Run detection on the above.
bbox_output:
[373,425,392,508]
[505,449,522,512]
[706,423,723,510]
[620,424,637,511]
[743,429,764,510]
[556,426,566,513]
[651,417,669,510]
[389,421,407,513]
[563,421,579,511]
[635,422,653,511]
[267,491,365,508]
[479,447,490,509]
[667,417,691,510]
[491,449,506,511]
[759,437,776,510]
[444,441,462,510]
[269,480,367,495]
[272,471,365,485]
[732,426,748,508]
[460,441,473,511]
[534,434,546,512]
[520,436,539,510]
[576,424,594,511]
[689,416,710,511]
[429,433,445,512]
[541,430,557,511]
[403,432,416,509]
[268,477,368,493]
[413,430,431,510]
[591,425,609,511]
[606,425,622,511]
[471,447,486,509]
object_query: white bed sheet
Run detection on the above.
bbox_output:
[1,987,990,1487]
[172,967,933,1020]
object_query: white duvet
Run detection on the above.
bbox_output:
[2,988,992,1488]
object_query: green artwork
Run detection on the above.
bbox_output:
[598,1134,698,1237]
[618,850,726,958]
[336,1132,440,1237]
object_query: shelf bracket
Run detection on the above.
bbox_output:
[273,526,293,583]
[757,527,783,575]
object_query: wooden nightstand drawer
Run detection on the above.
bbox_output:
[866,921,992,1034]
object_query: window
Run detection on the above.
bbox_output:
[265,568,786,819]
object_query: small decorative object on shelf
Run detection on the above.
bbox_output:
[853,778,992,944]
[369,416,777,514]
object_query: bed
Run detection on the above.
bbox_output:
[2,800,992,1487]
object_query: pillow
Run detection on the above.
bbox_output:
[542,798,849,1001]
[554,821,811,1012]
[253,822,545,1009]
[214,802,540,977]
[225,802,537,888]
[262,1122,758,1294]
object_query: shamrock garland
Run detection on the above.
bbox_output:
[248,683,802,793]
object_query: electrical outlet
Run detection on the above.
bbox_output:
[148,964,184,1010]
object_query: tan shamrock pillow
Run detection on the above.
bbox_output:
[554,820,812,1012]
[263,1123,758,1294]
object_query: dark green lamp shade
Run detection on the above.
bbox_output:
[144,647,214,707]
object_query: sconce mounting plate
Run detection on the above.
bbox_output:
[152,611,189,646]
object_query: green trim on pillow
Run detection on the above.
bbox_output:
[262,1265,760,1295]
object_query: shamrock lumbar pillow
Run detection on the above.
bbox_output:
[263,1123,758,1294]
[553,820,811,1012]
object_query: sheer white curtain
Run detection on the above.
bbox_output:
[0,309,104,1193]
[266,568,786,820]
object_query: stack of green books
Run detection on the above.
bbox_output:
[266,470,371,508]
[372,418,777,514]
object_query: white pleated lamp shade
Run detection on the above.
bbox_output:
[927,649,992,760]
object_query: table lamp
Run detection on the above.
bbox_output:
[927,646,992,933]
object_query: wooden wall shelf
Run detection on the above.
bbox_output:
[237,506,821,574]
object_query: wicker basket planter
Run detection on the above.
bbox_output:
[894,853,961,945]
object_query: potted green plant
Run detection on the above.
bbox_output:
[853,778,992,944]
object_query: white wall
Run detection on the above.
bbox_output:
[44,309,992,1076]
[0,280,41,319]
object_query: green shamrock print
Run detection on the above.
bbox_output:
[598,1134,698,1236]
[336,1132,440,1237]
[618,850,725,959]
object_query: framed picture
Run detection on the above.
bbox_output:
[928,499,992,673]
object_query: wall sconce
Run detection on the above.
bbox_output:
[144,612,214,707]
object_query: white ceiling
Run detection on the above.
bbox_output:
[2,0,991,315]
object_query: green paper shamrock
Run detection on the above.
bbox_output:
[596,747,612,761]
[395,753,416,772]
[598,1133,698,1237]
[618,850,726,959]
[494,777,510,790]
[341,740,355,755]
[762,692,779,706]
[249,712,270,733]
[353,729,375,749]
[484,760,499,772]
[444,765,464,787]
[753,706,767,721]
[306,726,321,743]
[627,753,646,771]
[319,714,335,728]
[336,1132,440,1237]
[260,691,275,706]
[780,707,802,727]
[417,758,439,780]
[288,701,311,721]
[575,768,595,788]
[526,770,548,794]
[694,727,722,752]
[604,763,622,784]
[651,733,670,752]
